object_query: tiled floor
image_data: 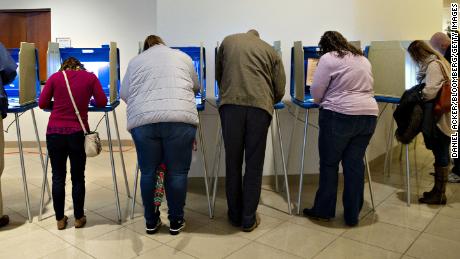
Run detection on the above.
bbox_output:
[1,139,460,259]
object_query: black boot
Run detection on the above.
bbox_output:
[419,166,448,204]
[423,165,441,198]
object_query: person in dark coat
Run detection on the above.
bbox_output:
[0,42,18,228]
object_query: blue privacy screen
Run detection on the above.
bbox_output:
[172,47,206,109]
[59,46,120,102]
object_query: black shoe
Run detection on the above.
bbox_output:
[169,219,186,235]
[146,218,162,235]
[345,219,359,227]
[242,214,260,232]
[302,208,331,222]
[228,217,242,228]
[0,215,9,228]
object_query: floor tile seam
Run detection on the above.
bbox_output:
[341,232,418,254]
[252,239,310,259]
[401,200,445,257]
[35,222,98,259]
[162,223,252,258]
[222,240,257,259]
[161,243,200,259]
[310,235,342,259]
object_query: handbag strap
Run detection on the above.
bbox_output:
[62,71,88,135]
[433,60,450,82]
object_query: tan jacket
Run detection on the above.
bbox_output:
[422,57,452,136]
[216,32,286,115]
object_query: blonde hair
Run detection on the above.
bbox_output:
[408,40,450,71]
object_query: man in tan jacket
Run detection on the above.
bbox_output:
[216,29,285,231]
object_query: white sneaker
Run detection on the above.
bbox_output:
[448,173,460,183]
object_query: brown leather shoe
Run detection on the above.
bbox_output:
[74,216,87,228]
[57,216,68,230]
[0,215,9,228]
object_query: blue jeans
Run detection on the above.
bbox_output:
[131,122,196,224]
[311,109,377,225]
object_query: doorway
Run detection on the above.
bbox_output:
[0,9,51,82]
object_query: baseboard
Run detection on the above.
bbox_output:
[4,139,135,148]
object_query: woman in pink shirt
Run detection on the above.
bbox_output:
[303,31,378,226]
[39,57,107,230]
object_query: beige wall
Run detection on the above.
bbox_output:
[157,0,443,176]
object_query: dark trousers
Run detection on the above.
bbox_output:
[312,109,376,225]
[131,122,196,224]
[219,104,272,226]
[47,132,86,220]
[453,159,460,176]
[430,128,451,168]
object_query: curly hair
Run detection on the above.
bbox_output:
[318,31,363,58]
[59,57,86,71]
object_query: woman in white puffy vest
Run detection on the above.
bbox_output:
[121,35,199,236]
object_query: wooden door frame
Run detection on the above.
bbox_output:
[0,9,51,13]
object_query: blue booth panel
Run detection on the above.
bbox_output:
[290,46,320,103]
[364,45,370,58]
[59,46,120,105]
[172,47,206,111]
[6,48,40,107]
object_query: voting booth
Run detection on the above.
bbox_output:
[39,42,129,223]
[367,41,419,206]
[290,43,320,103]
[46,42,120,104]
[210,41,293,216]
[130,45,213,219]
[288,42,320,214]
[368,41,419,99]
[6,42,48,223]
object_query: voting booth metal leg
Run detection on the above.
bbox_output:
[405,144,411,206]
[15,113,32,222]
[211,120,223,218]
[384,104,396,177]
[271,119,280,192]
[112,110,131,199]
[297,110,310,215]
[364,152,376,212]
[198,113,213,219]
[39,151,50,221]
[31,109,51,200]
[274,109,292,214]
[130,163,140,220]
[105,113,122,223]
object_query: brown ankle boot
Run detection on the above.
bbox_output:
[74,216,87,228]
[57,215,68,230]
[419,166,448,204]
